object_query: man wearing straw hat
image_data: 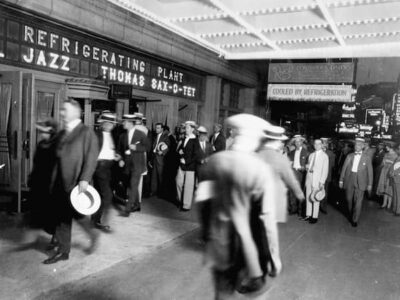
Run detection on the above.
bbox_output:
[117,113,150,217]
[91,112,119,232]
[176,120,200,211]
[339,137,373,227]
[43,99,99,264]
[288,134,309,215]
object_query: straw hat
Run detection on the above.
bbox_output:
[70,185,101,215]
[264,125,288,141]
[156,142,168,152]
[97,112,117,124]
[185,120,197,128]
[312,188,326,202]
[197,126,208,134]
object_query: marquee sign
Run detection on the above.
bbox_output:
[268,62,355,83]
[267,84,354,102]
[0,7,203,100]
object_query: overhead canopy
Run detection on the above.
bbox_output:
[108,0,400,60]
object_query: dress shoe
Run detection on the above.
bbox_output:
[300,216,310,221]
[237,276,266,294]
[351,221,358,227]
[43,252,69,264]
[120,211,130,217]
[180,208,190,212]
[94,222,111,232]
[130,206,141,213]
[309,218,318,224]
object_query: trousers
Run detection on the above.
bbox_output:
[176,167,195,209]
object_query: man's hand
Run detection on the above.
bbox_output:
[119,160,125,168]
[319,183,324,190]
[339,181,344,189]
[179,149,184,155]
[129,144,137,151]
[114,154,121,161]
[79,181,89,193]
[297,193,305,202]
[367,185,372,195]
[180,158,185,164]
[157,151,163,155]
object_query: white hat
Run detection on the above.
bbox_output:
[185,120,197,128]
[355,137,365,143]
[197,126,208,133]
[292,134,305,141]
[264,126,288,141]
[313,188,326,202]
[157,142,168,152]
[225,114,271,135]
[70,185,101,215]
[98,112,117,124]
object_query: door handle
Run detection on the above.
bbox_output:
[22,131,30,159]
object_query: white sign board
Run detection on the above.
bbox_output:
[267,84,353,102]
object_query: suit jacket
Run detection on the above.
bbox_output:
[210,132,226,152]
[117,128,150,176]
[196,140,213,175]
[53,122,99,193]
[339,152,373,191]
[95,129,118,156]
[289,147,309,170]
[325,149,336,182]
[306,150,329,188]
[177,136,200,171]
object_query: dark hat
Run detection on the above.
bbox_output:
[36,119,57,134]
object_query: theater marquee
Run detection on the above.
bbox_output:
[267,84,354,102]
[0,7,203,100]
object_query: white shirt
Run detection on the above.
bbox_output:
[128,127,135,144]
[154,133,161,152]
[200,141,206,151]
[293,147,302,169]
[352,151,362,172]
[98,132,115,160]
[66,119,81,133]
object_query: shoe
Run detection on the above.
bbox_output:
[300,216,310,221]
[237,276,266,294]
[351,221,358,227]
[94,222,111,232]
[180,208,190,212]
[43,252,69,264]
[120,211,130,217]
[309,218,318,224]
[288,211,298,215]
[130,206,141,213]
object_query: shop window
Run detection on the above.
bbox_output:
[6,41,19,61]
[90,62,99,78]
[6,20,19,41]
[69,58,80,74]
[36,92,55,122]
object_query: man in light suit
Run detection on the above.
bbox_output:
[117,114,150,217]
[303,139,329,224]
[339,138,373,227]
[196,126,213,180]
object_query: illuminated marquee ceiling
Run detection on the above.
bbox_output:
[108,0,400,60]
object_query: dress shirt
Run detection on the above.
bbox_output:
[352,152,362,172]
[128,127,135,144]
[66,119,81,133]
[293,147,302,169]
[200,141,206,152]
[212,132,220,144]
[98,131,115,160]
[309,150,320,173]
[154,133,161,153]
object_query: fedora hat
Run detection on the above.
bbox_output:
[185,120,197,128]
[70,185,101,215]
[313,188,326,202]
[98,112,117,124]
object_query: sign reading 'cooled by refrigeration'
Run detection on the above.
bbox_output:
[0,9,203,100]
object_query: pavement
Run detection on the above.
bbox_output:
[1,195,400,300]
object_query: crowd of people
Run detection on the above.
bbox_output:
[26,100,400,298]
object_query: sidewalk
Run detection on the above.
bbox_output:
[0,197,199,300]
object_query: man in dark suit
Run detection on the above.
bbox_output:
[176,121,200,211]
[210,123,226,152]
[339,138,373,227]
[43,99,99,264]
[196,126,213,179]
[150,123,170,198]
[117,114,150,217]
[91,112,119,232]
[288,135,309,215]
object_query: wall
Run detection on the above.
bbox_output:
[356,57,400,85]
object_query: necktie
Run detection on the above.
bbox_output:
[309,153,316,173]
